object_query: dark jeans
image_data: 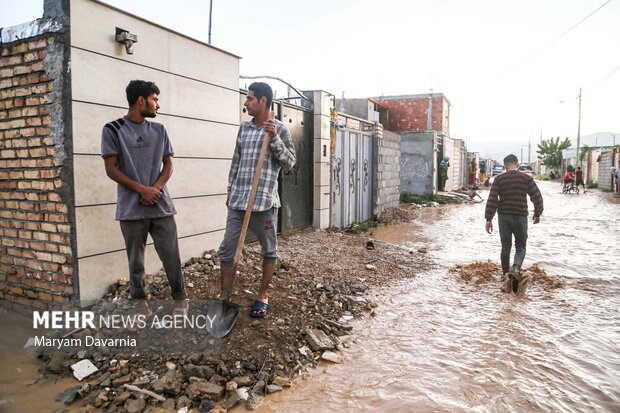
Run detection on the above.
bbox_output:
[120,216,186,300]
[498,213,528,274]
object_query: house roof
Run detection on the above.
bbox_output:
[368,98,389,109]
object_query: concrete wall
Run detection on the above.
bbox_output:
[400,131,436,196]
[451,138,466,190]
[598,149,617,191]
[70,0,240,303]
[309,90,332,229]
[374,125,400,216]
[585,148,602,183]
[335,98,370,121]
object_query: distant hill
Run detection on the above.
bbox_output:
[579,132,619,148]
[468,131,619,162]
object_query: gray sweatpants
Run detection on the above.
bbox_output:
[120,216,186,300]
[498,213,528,274]
[218,208,278,266]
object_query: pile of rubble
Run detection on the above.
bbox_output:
[39,228,431,412]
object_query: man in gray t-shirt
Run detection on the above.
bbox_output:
[101,80,187,315]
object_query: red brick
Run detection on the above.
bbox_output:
[26,137,42,148]
[25,117,42,127]
[30,148,47,158]
[47,214,67,223]
[25,96,40,106]
[24,222,39,231]
[36,159,54,167]
[33,231,48,241]
[51,254,66,264]
[50,234,67,244]
[45,243,59,253]
[18,201,34,210]
[40,223,57,232]
[26,213,44,221]
[28,39,47,50]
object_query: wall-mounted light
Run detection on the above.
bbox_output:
[115,27,138,54]
[332,120,346,130]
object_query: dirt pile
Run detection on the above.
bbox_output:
[377,205,420,225]
[450,261,565,289]
[38,228,431,412]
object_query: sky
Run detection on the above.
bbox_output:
[1,0,619,155]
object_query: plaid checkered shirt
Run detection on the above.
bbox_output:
[227,119,296,211]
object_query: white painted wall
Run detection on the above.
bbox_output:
[70,0,240,303]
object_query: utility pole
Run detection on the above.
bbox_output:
[528,139,531,163]
[208,0,213,44]
[576,87,582,166]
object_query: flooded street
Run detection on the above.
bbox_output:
[255,181,620,412]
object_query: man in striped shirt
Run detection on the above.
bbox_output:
[217,82,296,317]
[485,154,543,294]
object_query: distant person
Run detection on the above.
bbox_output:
[563,170,575,191]
[439,157,450,191]
[469,160,477,186]
[101,80,187,316]
[611,166,616,192]
[549,170,556,180]
[575,166,586,193]
[616,160,620,194]
[479,161,487,183]
[485,154,543,295]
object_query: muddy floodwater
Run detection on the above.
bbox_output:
[255,181,620,412]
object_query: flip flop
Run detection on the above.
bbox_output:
[172,299,189,317]
[250,300,268,318]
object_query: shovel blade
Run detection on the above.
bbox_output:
[204,299,240,338]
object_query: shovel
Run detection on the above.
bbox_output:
[206,112,274,338]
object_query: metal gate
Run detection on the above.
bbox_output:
[238,93,313,234]
[278,102,313,232]
[332,128,373,227]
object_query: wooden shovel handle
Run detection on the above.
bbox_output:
[232,112,274,268]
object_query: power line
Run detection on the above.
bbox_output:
[512,0,613,69]
[587,63,620,91]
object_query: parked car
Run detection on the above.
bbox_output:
[491,164,505,175]
[518,164,534,177]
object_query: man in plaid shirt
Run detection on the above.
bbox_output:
[217,82,296,318]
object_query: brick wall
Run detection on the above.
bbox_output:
[374,124,401,217]
[0,33,75,313]
[380,96,448,134]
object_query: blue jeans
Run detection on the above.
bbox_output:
[498,214,528,274]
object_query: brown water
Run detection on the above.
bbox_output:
[0,310,81,413]
[254,181,620,412]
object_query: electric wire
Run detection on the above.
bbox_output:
[512,0,613,70]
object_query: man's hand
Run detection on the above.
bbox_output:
[263,114,277,139]
[485,221,493,234]
[139,186,161,205]
[532,215,540,224]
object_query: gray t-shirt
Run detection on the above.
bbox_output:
[101,116,177,220]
